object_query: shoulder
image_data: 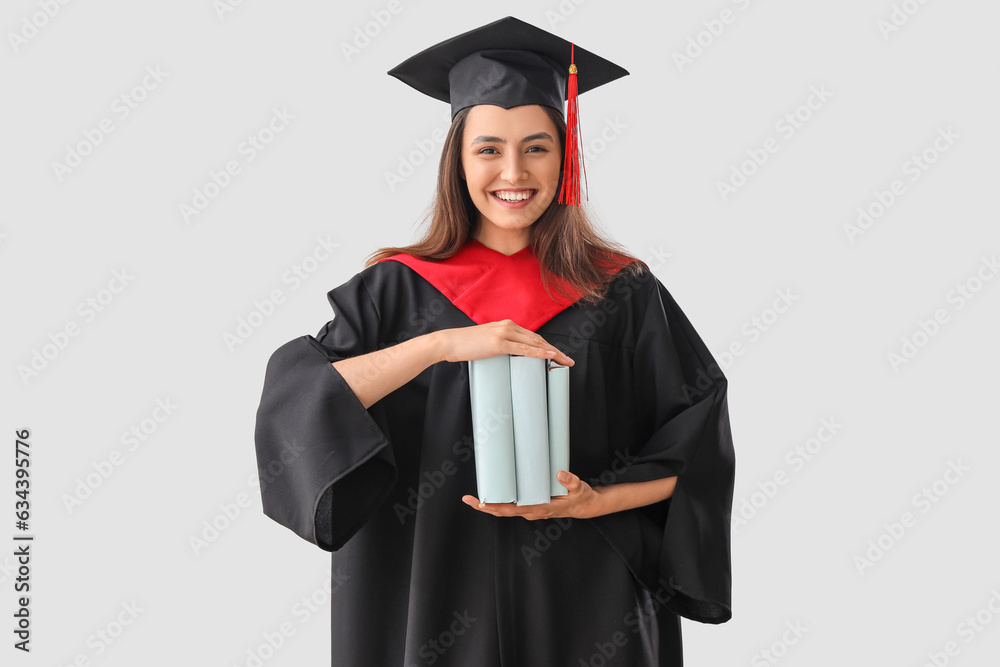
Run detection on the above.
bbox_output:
[320,259,408,307]
[600,262,701,340]
[359,256,409,280]
[325,256,444,317]
[549,262,664,348]
[336,257,419,297]
[603,261,663,312]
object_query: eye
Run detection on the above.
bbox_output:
[477,147,500,155]
[526,146,549,153]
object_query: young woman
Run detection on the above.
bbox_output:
[255,16,735,666]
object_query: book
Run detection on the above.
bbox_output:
[468,354,570,506]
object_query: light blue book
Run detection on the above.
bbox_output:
[509,356,550,505]
[546,360,570,497]
[468,354,570,506]
[468,354,517,503]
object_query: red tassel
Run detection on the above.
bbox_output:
[558,43,587,206]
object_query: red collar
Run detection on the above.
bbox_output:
[376,239,634,331]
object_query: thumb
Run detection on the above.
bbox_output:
[557,470,577,488]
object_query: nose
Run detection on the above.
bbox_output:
[499,151,528,184]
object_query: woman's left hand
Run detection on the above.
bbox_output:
[461,470,603,520]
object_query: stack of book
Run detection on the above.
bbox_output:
[467,354,570,505]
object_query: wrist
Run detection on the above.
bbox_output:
[425,329,448,364]
[578,484,609,519]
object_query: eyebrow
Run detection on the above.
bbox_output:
[470,132,555,145]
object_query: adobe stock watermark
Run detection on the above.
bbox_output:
[178,106,295,224]
[54,600,144,667]
[393,434,474,523]
[843,125,958,244]
[50,65,169,183]
[716,85,833,202]
[17,267,135,386]
[579,115,628,168]
[750,620,809,667]
[641,245,673,274]
[407,610,478,667]
[385,108,452,192]
[729,417,843,533]
[672,0,761,73]
[61,397,179,514]
[385,65,517,191]
[561,265,659,354]
[915,588,1000,667]
[683,287,799,400]
[332,294,453,396]
[578,577,684,666]
[886,254,997,372]
[223,235,340,352]
[234,566,352,667]
[729,287,797,354]
[398,247,660,366]
[393,398,571,525]
[518,447,648,569]
[388,58,524,191]
[853,458,970,575]
[0,555,20,586]
[543,0,593,28]
[521,517,575,567]
[190,490,262,558]
[190,438,306,556]
[339,0,409,63]
[213,0,251,21]
[8,0,74,54]
[877,0,934,41]
[383,110,626,193]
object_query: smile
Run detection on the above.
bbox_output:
[490,189,537,207]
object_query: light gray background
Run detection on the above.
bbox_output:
[2,1,998,665]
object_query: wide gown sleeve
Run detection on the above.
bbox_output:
[591,273,736,623]
[253,272,397,551]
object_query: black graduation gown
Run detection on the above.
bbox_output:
[254,241,735,666]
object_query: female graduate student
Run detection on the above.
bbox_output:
[254,16,735,667]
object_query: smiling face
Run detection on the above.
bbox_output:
[459,104,562,245]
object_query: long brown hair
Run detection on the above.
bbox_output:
[365,105,644,305]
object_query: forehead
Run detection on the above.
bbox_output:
[462,104,559,138]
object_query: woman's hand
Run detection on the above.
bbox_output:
[461,470,601,520]
[435,319,575,366]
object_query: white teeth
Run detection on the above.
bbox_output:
[493,190,533,202]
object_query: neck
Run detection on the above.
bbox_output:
[471,225,530,256]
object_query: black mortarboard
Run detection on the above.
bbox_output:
[387,16,629,206]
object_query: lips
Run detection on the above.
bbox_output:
[490,189,537,203]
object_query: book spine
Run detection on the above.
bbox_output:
[509,355,551,505]
[468,356,517,503]
[547,360,570,496]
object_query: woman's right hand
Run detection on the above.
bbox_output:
[435,319,575,366]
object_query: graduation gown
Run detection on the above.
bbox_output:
[254,238,735,666]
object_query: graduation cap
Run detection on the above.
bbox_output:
[387,16,629,206]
